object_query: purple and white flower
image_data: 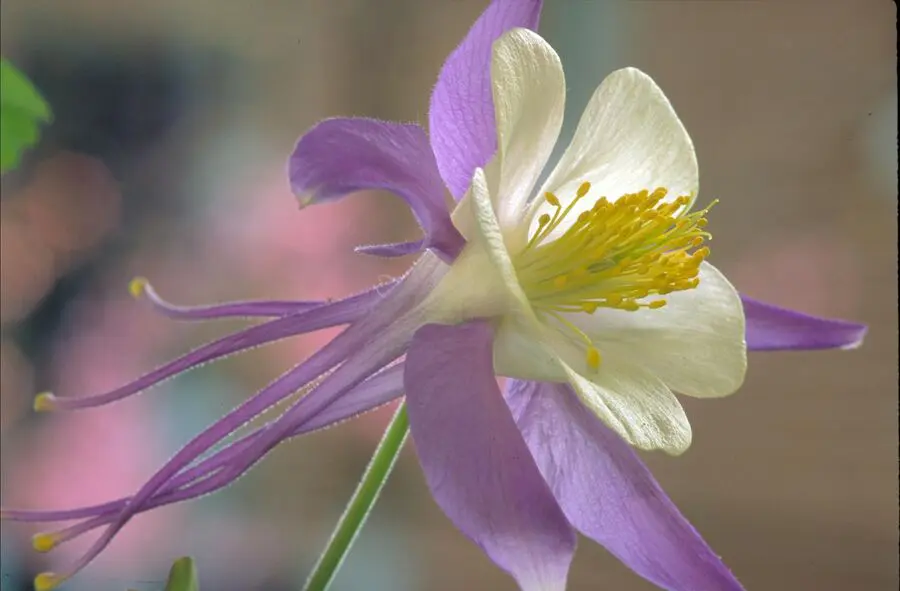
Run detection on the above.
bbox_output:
[3,1,866,590]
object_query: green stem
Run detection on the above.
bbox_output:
[303,402,409,591]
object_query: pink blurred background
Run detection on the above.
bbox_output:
[0,1,896,590]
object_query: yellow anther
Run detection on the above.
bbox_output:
[586,347,601,370]
[34,572,66,591]
[33,392,57,413]
[32,532,59,553]
[515,183,714,346]
[128,276,148,298]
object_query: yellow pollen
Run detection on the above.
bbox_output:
[516,183,715,371]
[33,392,57,413]
[586,347,601,370]
[128,276,148,299]
[32,532,60,553]
[34,572,66,591]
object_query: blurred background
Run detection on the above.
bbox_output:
[0,1,896,589]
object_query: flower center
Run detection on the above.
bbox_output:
[512,182,715,370]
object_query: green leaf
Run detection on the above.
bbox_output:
[163,556,200,591]
[1,58,52,173]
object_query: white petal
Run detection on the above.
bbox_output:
[493,314,571,382]
[495,309,694,454]
[423,168,529,325]
[530,67,698,237]
[490,28,566,231]
[560,359,693,455]
[445,167,568,381]
[494,313,693,454]
[569,262,747,398]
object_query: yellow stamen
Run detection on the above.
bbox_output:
[32,532,60,553]
[586,346,601,370]
[581,301,599,314]
[516,184,715,371]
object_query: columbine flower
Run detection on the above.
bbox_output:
[3,1,867,590]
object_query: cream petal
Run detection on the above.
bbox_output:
[561,359,693,455]
[494,313,694,455]
[424,167,533,327]
[493,314,570,382]
[529,67,699,238]
[422,171,511,326]
[446,167,569,382]
[568,262,747,398]
[490,28,566,231]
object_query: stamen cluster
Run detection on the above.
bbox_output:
[513,183,715,369]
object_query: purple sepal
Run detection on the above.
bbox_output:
[507,379,745,591]
[289,117,463,261]
[428,0,543,199]
[742,295,867,351]
[405,321,575,590]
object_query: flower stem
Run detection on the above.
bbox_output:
[302,402,409,591]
